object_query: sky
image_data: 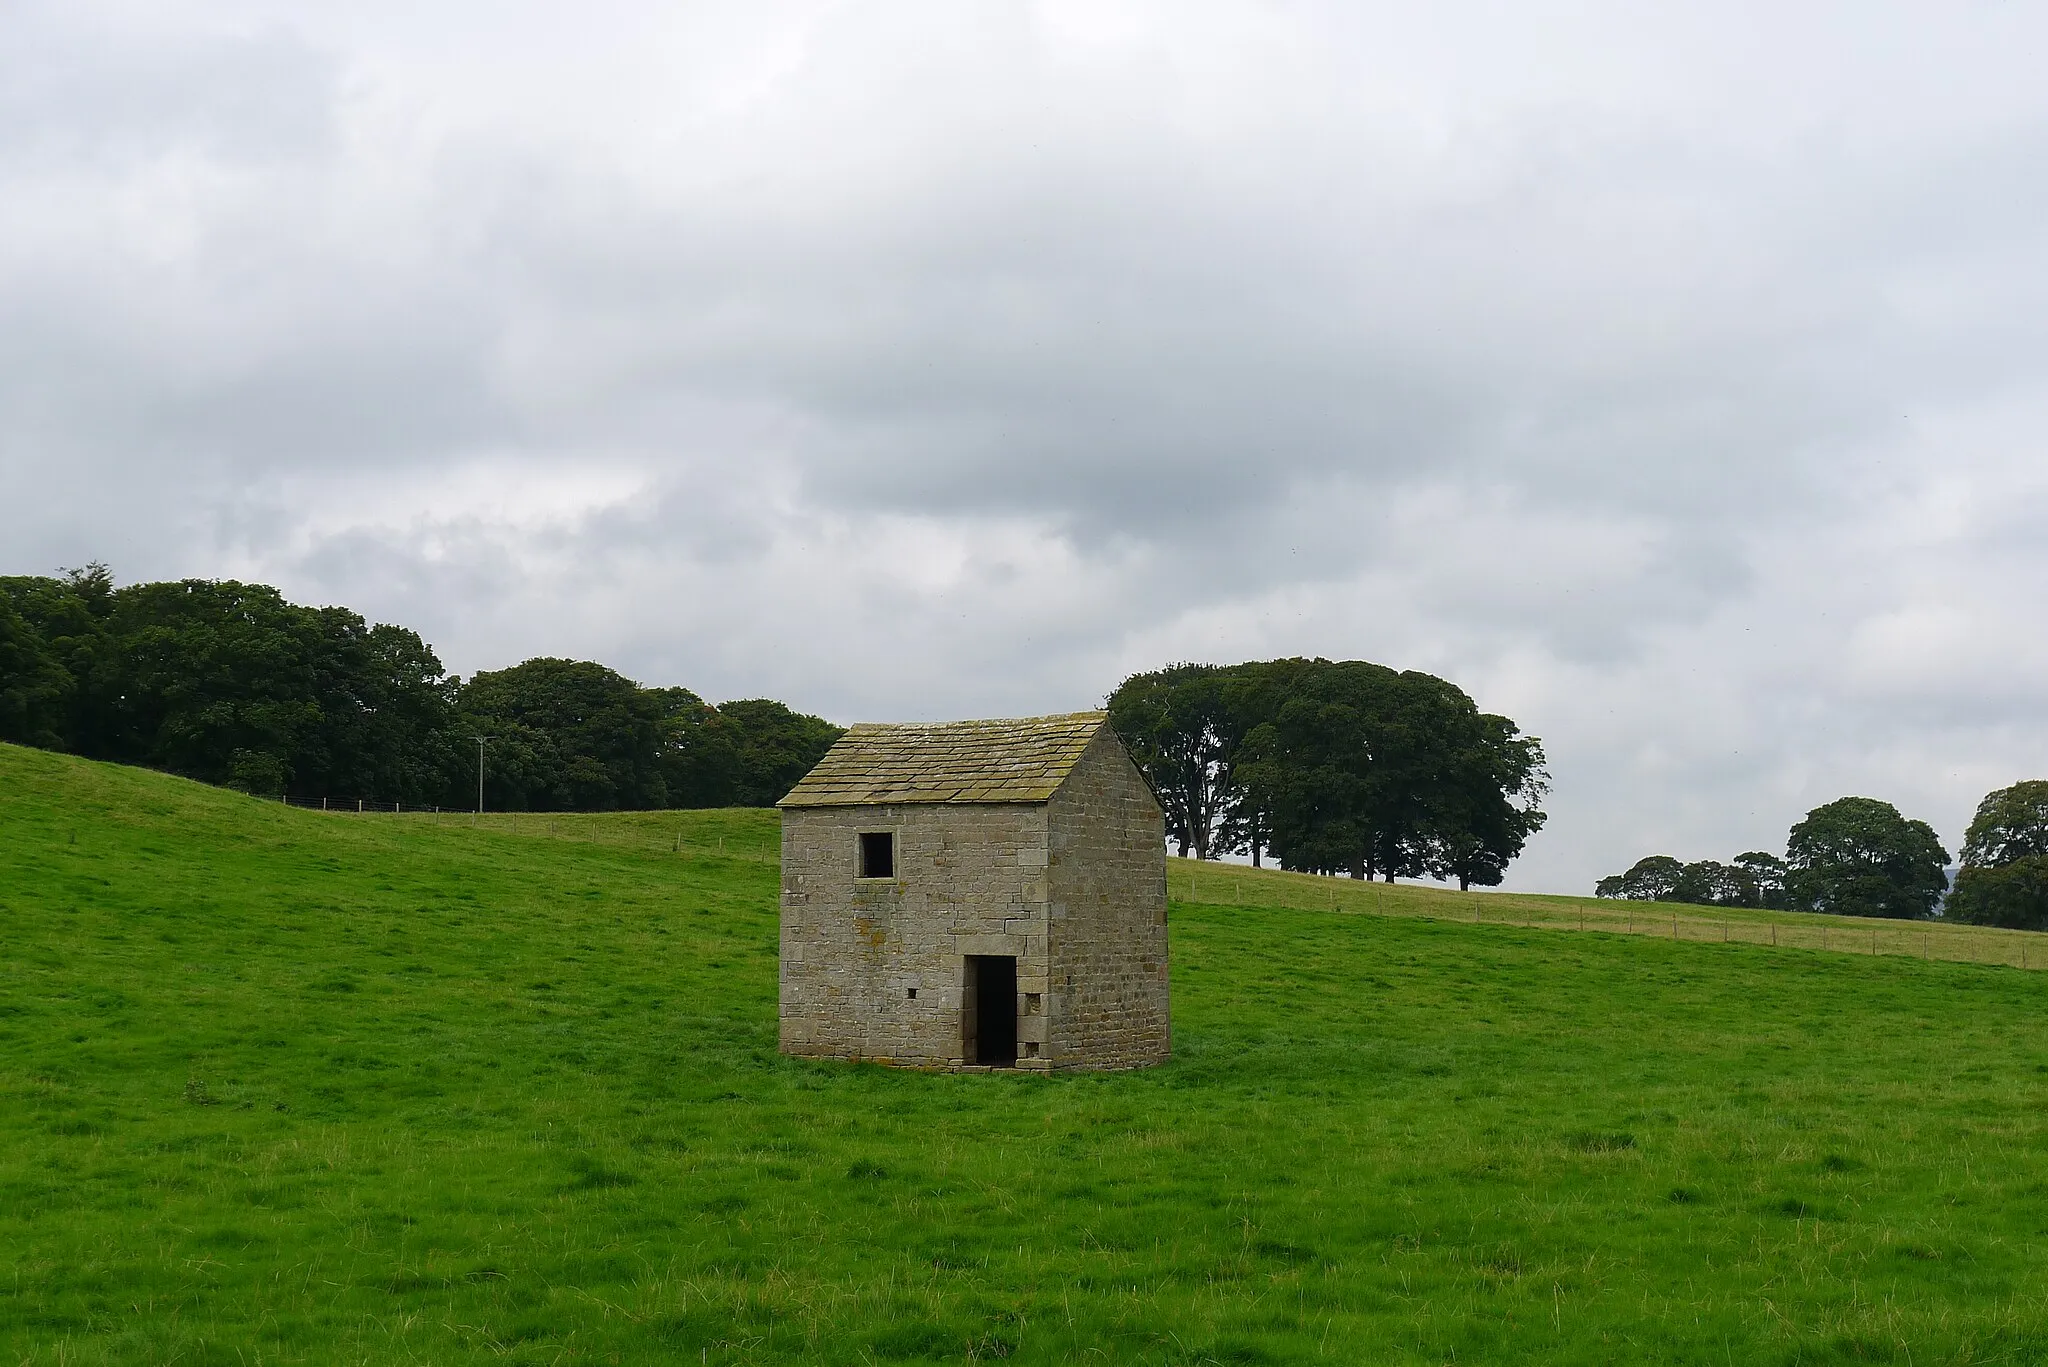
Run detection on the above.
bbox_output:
[6,1,2048,893]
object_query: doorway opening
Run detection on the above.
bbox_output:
[963,955,1017,1067]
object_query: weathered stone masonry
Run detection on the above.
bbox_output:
[777,712,1169,1071]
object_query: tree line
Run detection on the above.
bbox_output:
[1108,659,1548,887]
[1597,784,2048,929]
[0,566,842,811]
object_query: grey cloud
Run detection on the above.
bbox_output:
[7,2,2048,890]
[0,8,338,166]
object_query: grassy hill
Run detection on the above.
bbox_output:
[6,744,2048,1364]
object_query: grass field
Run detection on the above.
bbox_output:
[7,743,2048,1364]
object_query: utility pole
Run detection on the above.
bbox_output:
[472,735,494,816]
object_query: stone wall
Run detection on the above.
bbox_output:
[778,801,1052,1069]
[777,724,1170,1072]
[1045,728,1171,1068]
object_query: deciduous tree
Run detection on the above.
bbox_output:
[1733,852,1789,909]
[715,698,844,807]
[0,595,71,748]
[1595,854,1685,901]
[458,658,670,811]
[1108,663,1257,860]
[1945,781,2048,929]
[1785,797,1949,920]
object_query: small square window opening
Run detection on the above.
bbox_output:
[859,831,895,879]
[907,987,918,1000]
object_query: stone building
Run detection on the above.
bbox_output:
[776,711,1169,1071]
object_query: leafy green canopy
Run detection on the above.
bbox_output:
[0,566,839,811]
[1598,799,1950,921]
[1594,853,1788,909]
[1109,658,1547,888]
[1785,797,1951,921]
[1946,781,2048,929]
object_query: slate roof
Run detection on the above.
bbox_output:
[777,712,1109,808]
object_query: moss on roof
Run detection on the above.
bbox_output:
[776,712,1108,808]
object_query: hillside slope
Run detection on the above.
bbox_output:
[1167,856,2047,970]
[6,743,2048,1364]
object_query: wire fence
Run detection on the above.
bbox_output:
[1169,859,2048,972]
[280,796,413,814]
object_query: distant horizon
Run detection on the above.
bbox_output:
[4,559,2004,899]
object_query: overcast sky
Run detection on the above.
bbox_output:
[7,1,2048,892]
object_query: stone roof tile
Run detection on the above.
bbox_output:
[777,712,1107,808]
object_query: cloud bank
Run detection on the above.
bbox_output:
[6,0,2048,890]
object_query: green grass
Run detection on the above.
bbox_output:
[7,743,2048,1364]
[1166,859,2048,971]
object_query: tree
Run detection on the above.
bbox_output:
[74,577,465,802]
[649,686,741,807]
[0,565,848,813]
[1945,781,2048,929]
[715,699,844,807]
[97,579,329,789]
[1363,670,1487,883]
[1956,781,2048,868]
[1733,852,1789,910]
[1597,856,1765,906]
[1107,663,1256,860]
[1237,659,1396,877]
[1945,859,2048,930]
[295,615,462,804]
[1421,713,1548,891]
[1,567,113,753]
[0,595,72,748]
[1784,797,1950,920]
[1594,854,1685,901]
[1671,860,1722,905]
[458,658,671,811]
[1225,657,1545,885]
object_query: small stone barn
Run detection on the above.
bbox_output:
[775,711,1170,1071]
